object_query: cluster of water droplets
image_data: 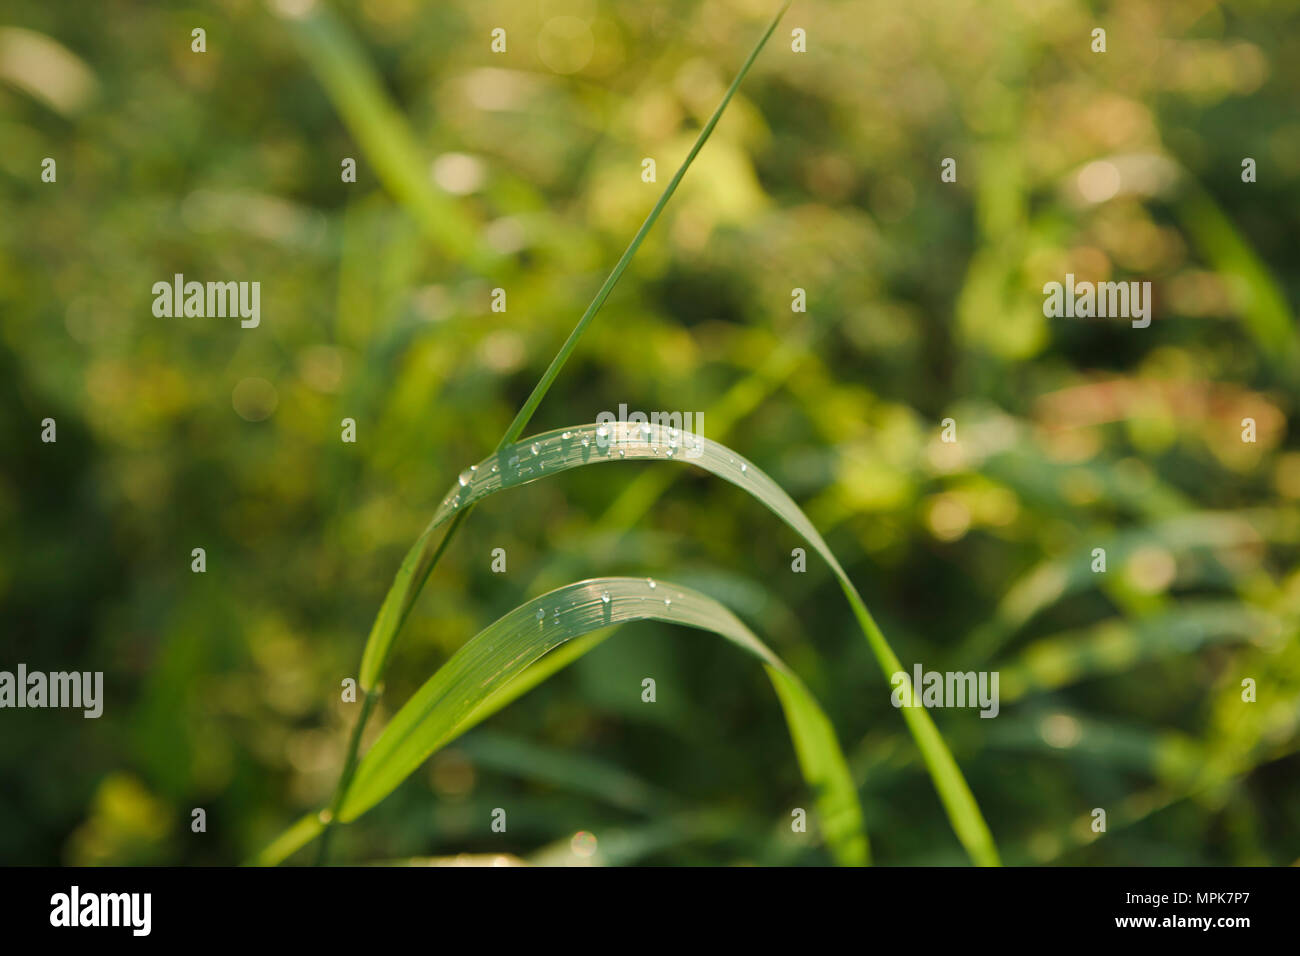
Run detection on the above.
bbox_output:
[724,453,748,476]
[647,577,672,608]
[532,581,623,629]
[532,603,564,625]
[437,420,741,528]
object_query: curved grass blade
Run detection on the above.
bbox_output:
[255,631,614,866]
[317,1,794,861]
[343,577,867,866]
[359,421,998,865]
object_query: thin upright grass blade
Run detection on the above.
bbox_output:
[1177,182,1298,369]
[494,0,794,451]
[358,421,1000,865]
[317,1,795,862]
[352,0,794,695]
[275,1,489,266]
[254,631,613,866]
[344,576,868,866]
[254,812,324,867]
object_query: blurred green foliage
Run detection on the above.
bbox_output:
[1,0,1298,865]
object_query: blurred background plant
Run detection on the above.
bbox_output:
[1,0,1297,865]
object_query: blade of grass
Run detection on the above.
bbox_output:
[313,2,792,863]
[352,421,999,865]
[253,811,324,867]
[256,633,611,866]
[1176,181,1299,370]
[274,0,489,267]
[495,1,793,450]
[340,576,868,866]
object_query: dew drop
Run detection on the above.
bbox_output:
[740,462,748,474]
[647,579,656,589]
[458,467,475,487]
[618,449,626,458]
[664,598,671,608]
[601,591,610,604]
[536,608,545,622]
[581,436,590,448]
[531,442,541,456]
[562,431,572,440]
[596,424,610,440]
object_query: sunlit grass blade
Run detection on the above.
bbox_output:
[317,1,814,863]
[343,576,868,866]
[255,631,614,866]
[494,1,793,451]
[1177,181,1298,368]
[274,0,489,267]
[253,812,324,867]
[359,421,997,865]
[350,0,794,697]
